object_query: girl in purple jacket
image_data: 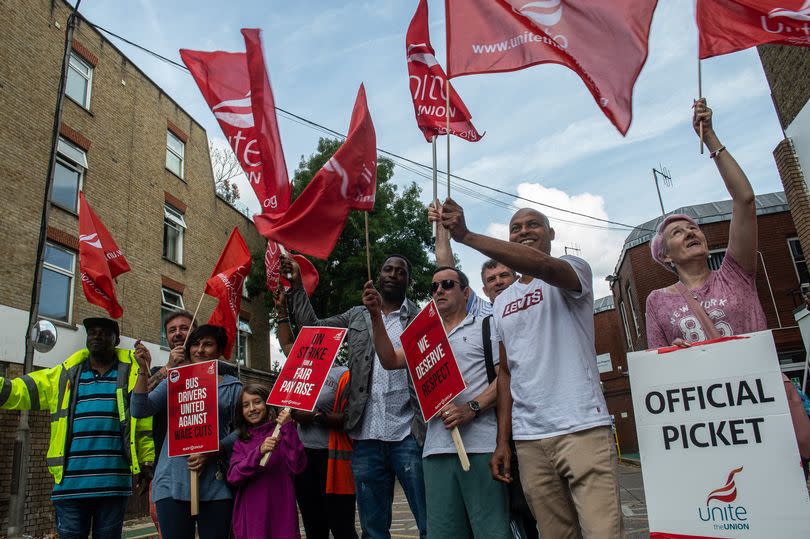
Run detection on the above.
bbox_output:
[228,384,307,539]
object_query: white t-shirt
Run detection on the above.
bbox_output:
[492,255,610,440]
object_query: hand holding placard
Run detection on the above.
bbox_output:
[259,407,291,466]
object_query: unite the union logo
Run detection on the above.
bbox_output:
[697,466,750,531]
[513,0,563,27]
[212,93,255,129]
[769,1,810,21]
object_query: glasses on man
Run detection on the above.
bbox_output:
[430,279,465,295]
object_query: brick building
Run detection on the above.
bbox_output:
[602,192,807,451]
[0,0,274,534]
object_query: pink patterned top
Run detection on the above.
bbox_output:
[645,254,767,348]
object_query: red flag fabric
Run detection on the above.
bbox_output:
[407,0,483,142]
[180,29,291,213]
[255,85,377,259]
[265,241,319,297]
[205,228,252,359]
[697,0,810,59]
[78,192,131,318]
[444,0,658,135]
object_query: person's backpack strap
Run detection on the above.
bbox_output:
[482,315,497,384]
[674,281,721,340]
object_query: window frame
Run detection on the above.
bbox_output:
[163,204,186,265]
[788,237,809,288]
[166,131,185,179]
[41,242,76,324]
[65,52,93,109]
[619,301,634,352]
[160,287,185,347]
[707,248,726,272]
[236,318,252,366]
[625,284,641,338]
[52,138,87,213]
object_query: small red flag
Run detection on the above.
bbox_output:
[697,0,810,59]
[255,84,377,259]
[205,228,252,359]
[78,192,131,318]
[180,29,291,214]
[444,0,658,135]
[265,240,319,297]
[407,0,483,142]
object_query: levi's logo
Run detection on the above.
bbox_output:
[502,289,543,317]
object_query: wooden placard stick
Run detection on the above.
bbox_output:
[698,58,704,155]
[259,406,290,466]
[190,469,199,515]
[450,426,470,472]
[364,212,372,282]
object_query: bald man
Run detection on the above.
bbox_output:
[440,201,623,539]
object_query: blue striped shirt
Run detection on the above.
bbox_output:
[51,362,131,500]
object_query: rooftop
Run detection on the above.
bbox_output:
[594,295,615,314]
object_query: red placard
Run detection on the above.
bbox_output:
[167,360,220,457]
[267,327,347,411]
[400,301,466,422]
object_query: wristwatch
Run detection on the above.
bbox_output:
[467,400,481,419]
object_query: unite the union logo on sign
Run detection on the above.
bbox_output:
[696,466,750,532]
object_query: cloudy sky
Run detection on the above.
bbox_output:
[78,0,784,303]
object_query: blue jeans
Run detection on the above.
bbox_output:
[351,435,427,539]
[53,496,128,539]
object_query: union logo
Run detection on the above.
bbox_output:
[706,466,743,505]
[407,43,439,68]
[513,0,563,27]
[79,232,102,249]
[212,92,254,129]
[769,1,810,21]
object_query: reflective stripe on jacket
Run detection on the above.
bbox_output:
[0,348,154,484]
[326,370,354,495]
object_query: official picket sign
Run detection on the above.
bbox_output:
[628,331,810,537]
[400,300,466,422]
[267,326,346,410]
[167,359,220,457]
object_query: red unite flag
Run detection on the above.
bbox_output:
[255,84,377,259]
[180,29,291,214]
[78,192,131,318]
[407,0,483,142]
[697,0,810,59]
[444,0,658,135]
[264,240,320,297]
[205,228,252,359]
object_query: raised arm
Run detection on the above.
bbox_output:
[273,288,294,356]
[695,99,756,273]
[282,256,353,329]
[429,201,455,267]
[362,281,407,370]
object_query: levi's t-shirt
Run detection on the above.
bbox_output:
[644,253,767,349]
[492,255,610,440]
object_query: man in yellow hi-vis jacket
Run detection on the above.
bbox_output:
[0,317,154,539]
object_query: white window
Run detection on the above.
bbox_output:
[52,138,87,213]
[160,287,185,347]
[625,285,641,338]
[163,204,186,264]
[619,301,633,351]
[65,53,93,108]
[166,131,185,178]
[788,238,810,287]
[242,278,250,299]
[41,243,75,323]
[708,248,726,271]
[236,318,252,366]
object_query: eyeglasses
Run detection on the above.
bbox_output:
[430,279,465,295]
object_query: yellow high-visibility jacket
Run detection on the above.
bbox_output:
[0,348,154,484]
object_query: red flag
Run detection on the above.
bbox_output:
[444,0,658,135]
[205,228,252,359]
[180,29,290,213]
[265,241,319,297]
[407,0,483,142]
[255,85,377,259]
[697,0,810,59]
[78,192,131,318]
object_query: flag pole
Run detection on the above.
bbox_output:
[432,136,438,238]
[446,79,451,197]
[182,293,206,348]
[698,58,704,154]
[364,212,372,282]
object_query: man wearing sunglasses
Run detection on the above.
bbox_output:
[363,267,511,539]
[438,200,623,539]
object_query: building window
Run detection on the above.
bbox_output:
[236,318,252,366]
[625,285,641,337]
[788,238,810,287]
[41,243,75,322]
[65,53,93,108]
[166,131,185,178]
[163,204,186,264]
[708,249,726,271]
[52,138,87,213]
[619,301,633,351]
[160,287,185,347]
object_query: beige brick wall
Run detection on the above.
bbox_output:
[758,44,810,130]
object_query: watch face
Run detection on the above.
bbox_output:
[469,400,480,412]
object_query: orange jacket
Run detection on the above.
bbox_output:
[326,370,354,495]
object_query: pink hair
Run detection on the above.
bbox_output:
[649,213,699,272]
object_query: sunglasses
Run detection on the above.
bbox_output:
[430,279,465,295]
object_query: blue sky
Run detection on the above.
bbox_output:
[79,0,785,300]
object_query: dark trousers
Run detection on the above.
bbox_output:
[295,447,358,539]
[53,496,128,539]
[155,498,233,539]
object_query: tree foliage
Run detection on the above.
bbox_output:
[210,141,242,204]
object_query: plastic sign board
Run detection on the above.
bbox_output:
[267,326,346,411]
[628,331,810,538]
[400,300,466,422]
[167,359,219,457]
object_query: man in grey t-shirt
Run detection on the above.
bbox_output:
[363,266,510,538]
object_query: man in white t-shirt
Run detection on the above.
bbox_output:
[439,200,623,538]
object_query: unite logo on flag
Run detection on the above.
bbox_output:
[769,1,810,21]
[79,233,102,249]
[696,466,750,532]
[513,0,564,27]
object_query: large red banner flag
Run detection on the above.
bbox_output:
[697,0,810,59]
[205,227,252,359]
[265,240,320,297]
[407,0,483,142]
[255,84,377,259]
[444,0,658,135]
[78,192,131,318]
[180,29,291,214]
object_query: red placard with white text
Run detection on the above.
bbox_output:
[400,301,466,422]
[167,360,219,457]
[267,326,347,411]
